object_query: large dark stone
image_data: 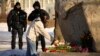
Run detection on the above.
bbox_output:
[55,0,100,52]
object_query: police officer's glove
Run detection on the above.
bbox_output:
[23,28,26,32]
[8,28,11,32]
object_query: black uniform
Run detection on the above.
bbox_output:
[28,1,49,52]
[7,3,27,49]
[28,9,49,27]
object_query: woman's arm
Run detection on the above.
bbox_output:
[35,21,51,41]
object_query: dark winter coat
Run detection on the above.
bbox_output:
[28,9,50,27]
[7,9,27,31]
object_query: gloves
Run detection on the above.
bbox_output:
[8,28,11,32]
[23,28,26,32]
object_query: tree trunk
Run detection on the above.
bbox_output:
[54,17,64,42]
[0,0,7,22]
[1,0,6,15]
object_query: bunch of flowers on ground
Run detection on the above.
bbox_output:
[45,40,88,52]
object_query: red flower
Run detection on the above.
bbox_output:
[44,48,48,52]
[70,43,77,48]
[61,50,66,52]
[50,50,56,52]
[82,48,88,52]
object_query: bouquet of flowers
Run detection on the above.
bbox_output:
[45,40,88,52]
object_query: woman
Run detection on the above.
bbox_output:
[26,17,51,56]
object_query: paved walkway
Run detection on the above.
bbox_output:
[40,52,100,56]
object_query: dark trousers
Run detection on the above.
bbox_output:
[11,28,23,49]
[36,34,46,52]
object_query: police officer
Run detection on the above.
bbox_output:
[7,2,27,49]
[28,1,50,52]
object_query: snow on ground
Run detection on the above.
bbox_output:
[0,49,26,56]
[0,23,54,56]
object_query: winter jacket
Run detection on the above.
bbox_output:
[26,17,51,42]
[28,9,49,27]
[7,9,27,31]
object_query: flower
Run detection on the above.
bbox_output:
[46,42,85,52]
[50,50,56,52]
[81,48,88,52]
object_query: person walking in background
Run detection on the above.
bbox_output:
[28,1,50,52]
[26,17,51,56]
[7,2,27,50]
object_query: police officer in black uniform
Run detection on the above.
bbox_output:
[28,1,50,52]
[7,2,27,49]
